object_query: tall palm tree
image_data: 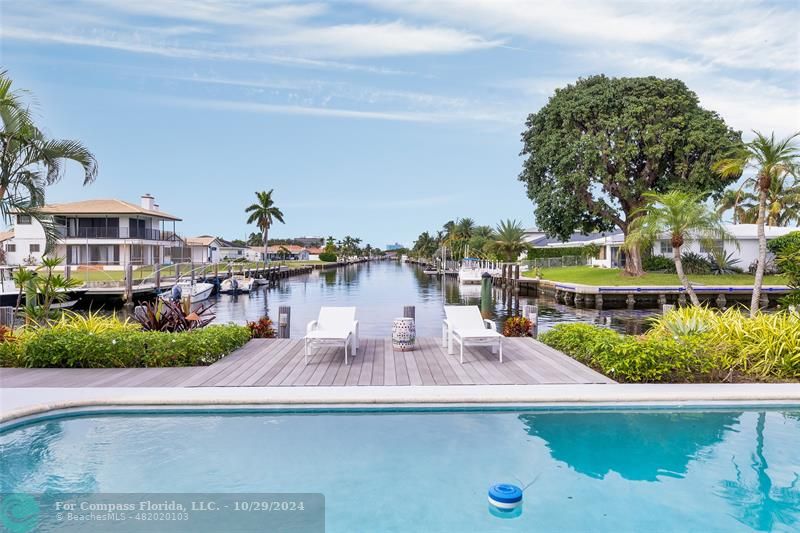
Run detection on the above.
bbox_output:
[492,219,529,262]
[627,191,731,306]
[714,131,800,316]
[245,189,285,265]
[0,70,97,248]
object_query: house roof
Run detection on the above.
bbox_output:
[306,246,323,254]
[37,199,181,221]
[724,224,799,239]
[528,231,616,247]
[0,230,14,242]
[266,244,306,253]
[186,235,219,247]
[216,238,245,249]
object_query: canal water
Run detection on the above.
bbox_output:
[206,261,660,337]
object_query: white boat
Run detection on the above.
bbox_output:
[160,280,214,303]
[458,267,484,284]
[219,276,255,294]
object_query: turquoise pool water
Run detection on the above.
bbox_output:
[2,408,799,532]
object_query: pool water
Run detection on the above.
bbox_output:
[2,408,799,532]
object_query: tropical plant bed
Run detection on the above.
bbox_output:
[540,307,800,383]
[523,266,786,287]
[0,320,251,368]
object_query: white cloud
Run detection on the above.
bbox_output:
[248,21,501,58]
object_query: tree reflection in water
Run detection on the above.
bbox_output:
[519,411,740,482]
[716,412,800,531]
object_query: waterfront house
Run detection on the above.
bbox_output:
[6,195,180,268]
[307,246,323,261]
[266,244,309,261]
[217,239,248,261]
[525,224,799,269]
[185,235,225,263]
[245,247,264,262]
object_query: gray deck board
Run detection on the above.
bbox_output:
[0,337,615,387]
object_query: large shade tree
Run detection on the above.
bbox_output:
[245,189,285,265]
[714,131,800,316]
[519,75,742,276]
[0,71,97,248]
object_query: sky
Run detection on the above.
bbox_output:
[2,0,799,248]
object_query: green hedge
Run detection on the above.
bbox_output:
[527,244,599,260]
[540,323,713,383]
[4,324,251,368]
[319,252,337,262]
[767,231,800,255]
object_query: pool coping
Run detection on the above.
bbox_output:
[3,383,800,425]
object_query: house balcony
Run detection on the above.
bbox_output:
[57,227,176,241]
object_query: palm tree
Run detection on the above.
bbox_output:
[245,190,285,266]
[492,219,529,262]
[714,131,800,316]
[0,71,97,247]
[717,188,753,224]
[626,191,731,306]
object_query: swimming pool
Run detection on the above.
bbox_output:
[2,407,799,532]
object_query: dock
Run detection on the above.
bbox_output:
[0,337,614,387]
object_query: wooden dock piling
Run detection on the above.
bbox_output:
[278,305,291,338]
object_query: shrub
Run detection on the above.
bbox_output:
[777,249,800,306]
[541,309,800,382]
[707,249,742,275]
[247,317,276,338]
[503,316,532,337]
[134,300,215,332]
[680,252,712,274]
[767,231,800,256]
[527,245,597,260]
[748,257,779,275]
[319,252,337,262]
[16,324,251,368]
[642,255,674,272]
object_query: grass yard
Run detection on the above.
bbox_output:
[523,266,787,286]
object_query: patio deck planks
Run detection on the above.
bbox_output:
[0,337,615,387]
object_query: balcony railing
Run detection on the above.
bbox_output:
[57,227,167,240]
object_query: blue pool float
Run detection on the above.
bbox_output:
[488,483,523,511]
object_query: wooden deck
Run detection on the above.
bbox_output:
[0,337,614,387]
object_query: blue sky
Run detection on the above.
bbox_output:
[2,0,798,248]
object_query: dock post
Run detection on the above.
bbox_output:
[190,262,195,283]
[677,293,687,306]
[175,263,181,281]
[595,294,604,310]
[155,264,161,290]
[716,293,727,310]
[64,266,71,281]
[657,294,667,307]
[278,305,291,338]
[523,304,538,338]
[513,264,520,293]
[227,265,232,279]
[403,305,415,319]
[214,263,219,278]
[574,293,584,308]
[124,263,134,306]
[626,293,636,310]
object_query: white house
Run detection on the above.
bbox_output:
[526,223,799,269]
[217,239,247,261]
[244,247,264,262]
[4,195,181,268]
[650,224,799,269]
[265,245,309,261]
[185,235,225,263]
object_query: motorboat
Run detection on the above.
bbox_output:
[160,280,214,303]
[219,276,255,294]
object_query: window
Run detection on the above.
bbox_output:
[29,244,40,253]
[6,244,15,252]
[660,240,673,254]
[17,215,31,224]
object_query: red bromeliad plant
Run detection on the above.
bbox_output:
[503,316,533,337]
[134,300,215,332]
[247,317,276,338]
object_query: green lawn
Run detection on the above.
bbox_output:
[523,266,787,286]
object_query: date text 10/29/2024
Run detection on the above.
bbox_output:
[1,493,325,533]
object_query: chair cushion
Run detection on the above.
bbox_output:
[306,329,351,340]
[453,328,501,339]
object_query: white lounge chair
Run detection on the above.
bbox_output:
[305,307,359,365]
[442,305,503,363]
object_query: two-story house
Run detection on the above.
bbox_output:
[6,195,181,269]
